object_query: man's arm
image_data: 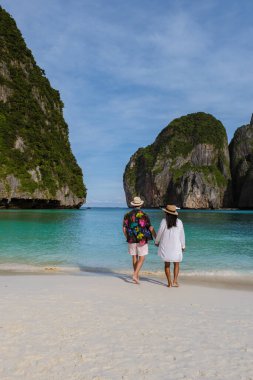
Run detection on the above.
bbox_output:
[122,213,128,240]
[123,226,127,239]
[145,213,156,239]
[149,226,156,239]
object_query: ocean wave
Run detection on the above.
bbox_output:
[177,270,253,288]
[0,262,80,274]
[1,263,253,288]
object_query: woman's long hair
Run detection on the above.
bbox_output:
[165,213,178,229]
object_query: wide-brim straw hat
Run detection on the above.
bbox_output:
[161,204,178,215]
[130,196,144,206]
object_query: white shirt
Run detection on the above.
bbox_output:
[155,218,185,262]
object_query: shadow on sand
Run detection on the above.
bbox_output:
[77,265,167,287]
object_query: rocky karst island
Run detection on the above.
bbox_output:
[0,6,86,208]
[229,117,253,209]
[124,112,253,209]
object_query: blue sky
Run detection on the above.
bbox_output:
[1,0,253,207]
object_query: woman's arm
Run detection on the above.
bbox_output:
[179,221,185,250]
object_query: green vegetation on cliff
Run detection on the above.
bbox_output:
[124,112,231,208]
[156,112,227,153]
[125,112,229,189]
[0,6,86,202]
[229,123,253,208]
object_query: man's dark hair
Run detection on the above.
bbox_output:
[165,213,178,229]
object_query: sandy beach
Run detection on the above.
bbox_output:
[0,273,252,380]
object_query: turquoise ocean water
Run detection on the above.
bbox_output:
[0,208,253,280]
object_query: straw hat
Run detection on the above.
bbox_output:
[161,204,178,215]
[130,196,144,206]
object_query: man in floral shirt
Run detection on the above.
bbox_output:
[123,196,156,284]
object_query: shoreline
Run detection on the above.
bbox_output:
[0,263,253,291]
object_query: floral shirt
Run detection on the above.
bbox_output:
[123,209,152,245]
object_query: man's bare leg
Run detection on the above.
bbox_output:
[165,262,172,287]
[132,255,138,272]
[173,262,180,287]
[133,256,145,284]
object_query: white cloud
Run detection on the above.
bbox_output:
[1,0,253,204]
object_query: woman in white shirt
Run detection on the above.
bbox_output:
[155,205,185,287]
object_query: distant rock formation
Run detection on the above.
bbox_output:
[229,117,253,209]
[0,7,86,208]
[124,112,232,209]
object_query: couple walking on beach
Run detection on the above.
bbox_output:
[123,196,185,287]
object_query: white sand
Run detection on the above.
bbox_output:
[0,273,252,380]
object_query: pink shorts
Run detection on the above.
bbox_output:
[128,243,148,256]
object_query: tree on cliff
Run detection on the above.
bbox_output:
[123,112,232,209]
[0,6,86,208]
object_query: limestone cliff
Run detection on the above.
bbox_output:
[0,7,86,208]
[124,112,232,209]
[229,119,253,209]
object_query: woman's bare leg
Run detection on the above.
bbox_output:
[165,262,172,287]
[173,262,180,286]
[133,256,145,284]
